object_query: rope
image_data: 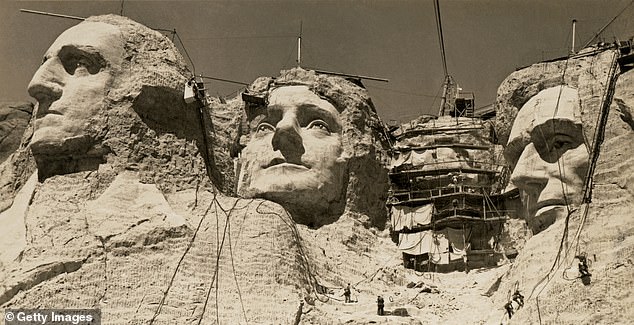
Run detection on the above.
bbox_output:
[428,82,445,117]
[582,52,620,204]
[197,195,239,325]
[199,75,249,86]
[554,53,618,282]
[223,199,249,323]
[183,34,295,40]
[524,49,620,320]
[532,58,573,214]
[149,191,218,324]
[536,296,542,325]
[582,0,634,49]
[254,203,330,303]
[365,85,439,98]
[174,31,196,75]
[433,0,448,77]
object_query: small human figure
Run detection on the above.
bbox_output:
[294,300,304,325]
[577,255,592,277]
[504,301,514,319]
[377,295,385,316]
[512,290,524,308]
[343,283,351,303]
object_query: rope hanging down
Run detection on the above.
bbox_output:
[525,50,621,324]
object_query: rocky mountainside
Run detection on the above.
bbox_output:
[0,14,632,325]
[0,15,393,325]
[0,101,35,213]
[0,102,32,165]
[487,46,634,324]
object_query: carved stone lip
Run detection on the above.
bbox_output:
[37,109,63,117]
[533,199,567,215]
[264,157,309,169]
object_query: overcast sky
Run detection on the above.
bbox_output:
[1,0,632,122]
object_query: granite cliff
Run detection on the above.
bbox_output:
[0,14,632,325]
[488,46,634,324]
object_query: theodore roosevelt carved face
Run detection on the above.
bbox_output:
[505,86,589,233]
[238,85,347,225]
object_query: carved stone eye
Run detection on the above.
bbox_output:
[58,46,104,75]
[256,122,275,133]
[307,120,330,133]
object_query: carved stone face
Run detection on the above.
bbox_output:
[238,85,346,222]
[27,22,124,156]
[505,86,589,233]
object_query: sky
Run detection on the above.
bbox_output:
[0,0,632,122]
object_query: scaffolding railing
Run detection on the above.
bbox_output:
[389,160,505,179]
[390,142,491,151]
[390,116,489,139]
[390,184,493,203]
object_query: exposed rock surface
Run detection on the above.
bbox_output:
[487,47,634,324]
[0,15,395,325]
[1,13,632,325]
[495,48,617,146]
[0,102,35,212]
[0,101,32,164]
[0,15,313,324]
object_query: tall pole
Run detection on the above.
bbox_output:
[571,19,577,54]
[297,21,302,67]
[20,9,85,21]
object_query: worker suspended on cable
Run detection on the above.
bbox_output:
[343,283,351,303]
[377,295,385,316]
[577,254,592,277]
[504,301,514,319]
[512,290,524,308]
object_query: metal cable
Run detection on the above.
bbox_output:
[433,0,448,77]
[582,0,634,49]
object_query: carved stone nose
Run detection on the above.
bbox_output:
[27,58,65,110]
[272,116,305,162]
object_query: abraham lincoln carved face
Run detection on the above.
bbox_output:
[505,86,589,233]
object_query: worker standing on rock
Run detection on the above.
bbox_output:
[344,283,351,303]
[377,295,385,315]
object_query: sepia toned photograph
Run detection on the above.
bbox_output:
[0,0,632,324]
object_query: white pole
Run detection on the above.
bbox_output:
[297,21,302,67]
[20,9,85,21]
[571,19,577,54]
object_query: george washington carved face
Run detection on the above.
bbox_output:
[24,15,190,181]
[238,85,347,225]
[504,86,589,233]
[28,22,124,158]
